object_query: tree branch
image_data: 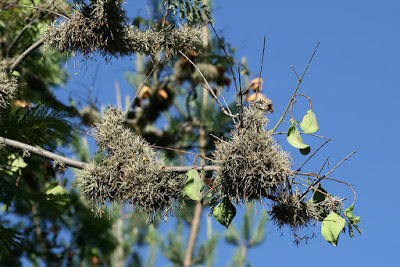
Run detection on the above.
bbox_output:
[9,37,45,72]
[1,136,218,172]
[1,136,89,169]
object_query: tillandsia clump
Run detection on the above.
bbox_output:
[270,193,343,231]
[0,71,17,109]
[45,0,202,58]
[213,98,293,202]
[77,107,185,218]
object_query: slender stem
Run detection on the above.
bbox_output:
[271,42,320,133]
[179,51,237,119]
[11,4,69,19]
[209,23,239,95]
[6,18,37,58]
[124,55,165,116]
[151,145,214,162]
[9,37,45,72]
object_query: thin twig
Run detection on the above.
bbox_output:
[6,18,37,58]
[208,23,239,95]
[179,51,237,119]
[272,131,334,140]
[324,150,356,177]
[124,55,165,116]
[271,41,320,133]
[9,37,45,72]
[150,145,214,162]
[11,4,69,19]
[291,65,300,80]
[296,139,330,172]
[255,36,266,96]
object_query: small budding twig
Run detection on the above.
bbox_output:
[150,145,214,163]
[272,41,320,133]
[272,131,334,141]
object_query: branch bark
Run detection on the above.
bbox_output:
[1,136,218,172]
[9,37,45,72]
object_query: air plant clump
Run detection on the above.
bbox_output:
[45,0,202,58]
[77,107,185,217]
[270,193,343,235]
[213,99,293,203]
[0,71,17,109]
[270,194,312,230]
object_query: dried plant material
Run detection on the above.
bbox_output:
[270,193,343,232]
[246,93,274,112]
[249,77,263,92]
[45,0,202,58]
[139,86,152,99]
[77,108,185,218]
[158,89,168,100]
[79,106,101,127]
[213,98,292,203]
[0,71,18,109]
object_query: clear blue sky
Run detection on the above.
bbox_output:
[58,0,399,266]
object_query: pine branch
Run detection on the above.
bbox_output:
[0,135,218,172]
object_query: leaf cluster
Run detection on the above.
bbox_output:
[167,0,213,24]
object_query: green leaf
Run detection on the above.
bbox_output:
[310,184,327,203]
[321,212,346,246]
[300,109,319,133]
[46,183,68,206]
[7,154,28,173]
[46,184,66,195]
[344,204,361,225]
[213,197,236,228]
[287,123,310,150]
[184,169,203,202]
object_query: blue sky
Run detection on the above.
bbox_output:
[58,0,400,266]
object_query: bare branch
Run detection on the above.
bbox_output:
[124,55,165,116]
[179,51,237,119]
[209,22,239,95]
[9,37,45,72]
[1,136,89,169]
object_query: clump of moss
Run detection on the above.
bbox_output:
[77,107,185,217]
[213,99,293,202]
[45,0,201,58]
[0,71,17,109]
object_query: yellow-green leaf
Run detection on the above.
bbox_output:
[184,169,203,202]
[287,124,310,150]
[300,109,319,133]
[321,212,346,246]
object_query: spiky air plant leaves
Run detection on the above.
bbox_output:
[0,71,17,109]
[213,98,293,202]
[45,0,202,58]
[77,107,185,218]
